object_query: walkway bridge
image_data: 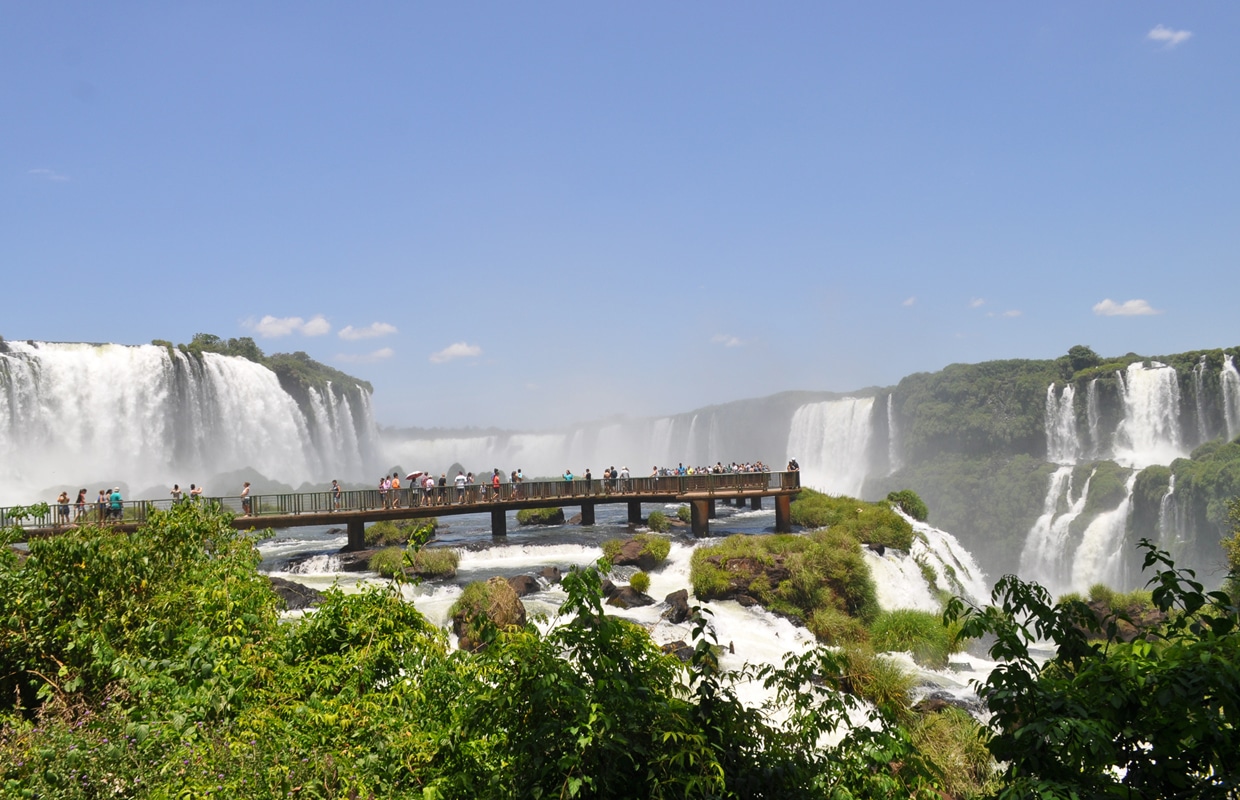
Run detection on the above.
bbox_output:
[4,472,802,549]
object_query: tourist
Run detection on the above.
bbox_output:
[97,490,108,522]
[787,458,799,472]
[620,466,630,492]
[190,484,203,502]
[379,476,389,509]
[425,473,437,506]
[608,465,618,494]
[455,470,467,503]
[510,470,519,499]
[241,481,252,516]
[170,484,183,504]
[391,473,401,508]
[331,479,341,511]
[74,488,87,521]
[109,487,123,521]
[492,468,501,499]
[56,491,70,525]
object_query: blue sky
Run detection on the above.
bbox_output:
[4,3,1236,430]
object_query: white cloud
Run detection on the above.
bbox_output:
[244,314,332,337]
[430,342,482,364]
[969,298,986,309]
[988,309,1022,318]
[711,334,743,348]
[339,322,398,341]
[1093,298,1162,317]
[336,348,395,364]
[28,168,69,182]
[1148,24,1192,48]
[902,296,916,307]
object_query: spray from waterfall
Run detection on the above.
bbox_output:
[785,397,875,497]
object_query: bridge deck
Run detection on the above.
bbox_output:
[4,472,802,543]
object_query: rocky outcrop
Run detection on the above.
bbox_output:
[508,574,540,597]
[610,538,661,572]
[452,576,527,652]
[698,553,792,604]
[662,589,691,624]
[661,640,695,662]
[606,585,654,609]
[268,576,324,610]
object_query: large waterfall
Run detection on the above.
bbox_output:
[1113,362,1186,468]
[0,341,377,501]
[1045,384,1080,464]
[1223,355,1240,442]
[785,397,876,496]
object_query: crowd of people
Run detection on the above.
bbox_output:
[52,487,126,525]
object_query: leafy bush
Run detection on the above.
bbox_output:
[629,571,650,594]
[909,707,998,798]
[789,488,914,550]
[367,546,459,579]
[886,489,929,521]
[369,545,406,577]
[601,533,671,566]
[676,504,691,523]
[647,510,670,532]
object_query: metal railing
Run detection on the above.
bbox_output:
[1,471,800,531]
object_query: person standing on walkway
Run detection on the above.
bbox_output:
[492,468,501,499]
[56,492,70,526]
[97,490,108,522]
[391,473,401,508]
[109,487,123,521]
[74,489,87,521]
[190,484,203,502]
[331,479,342,511]
[240,482,252,516]
[455,470,467,503]
[170,484,183,504]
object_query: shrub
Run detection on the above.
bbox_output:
[790,488,914,550]
[909,707,998,798]
[832,645,914,717]
[406,547,460,579]
[886,489,929,522]
[516,507,565,525]
[647,510,670,532]
[368,546,406,578]
[630,571,650,594]
[365,518,437,547]
[676,504,691,523]
[602,533,671,566]
[869,609,960,668]
[808,606,870,645]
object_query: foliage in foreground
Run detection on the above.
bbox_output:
[1,506,979,799]
[947,538,1240,799]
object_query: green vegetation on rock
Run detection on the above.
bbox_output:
[868,609,961,669]
[790,488,914,551]
[646,510,670,532]
[676,504,692,523]
[629,571,650,594]
[516,507,565,525]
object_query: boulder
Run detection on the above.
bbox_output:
[610,538,661,571]
[606,585,654,609]
[538,565,563,584]
[508,574,540,597]
[662,589,691,624]
[268,576,324,611]
[452,576,527,652]
[661,640,695,662]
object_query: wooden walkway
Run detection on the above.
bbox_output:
[5,472,802,547]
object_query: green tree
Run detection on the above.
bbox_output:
[1067,344,1102,373]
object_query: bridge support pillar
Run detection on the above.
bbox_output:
[627,502,642,524]
[346,519,366,551]
[750,496,762,511]
[491,509,507,537]
[708,499,717,519]
[690,500,711,537]
[581,502,595,526]
[774,495,791,533]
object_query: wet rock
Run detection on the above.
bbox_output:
[606,585,655,609]
[610,538,661,571]
[539,565,563,584]
[661,640,695,662]
[508,574,540,597]
[268,576,324,611]
[453,576,527,652]
[662,589,690,623]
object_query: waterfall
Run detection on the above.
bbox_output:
[886,393,902,474]
[1020,466,1093,597]
[0,341,377,500]
[1113,362,1186,468]
[1157,474,1183,551]
[1086,379,1103,459]
[1193,356,1210,445]
[1223,355,1240,442]
[1071,474,1137,593]
[785,397,875,497]
[1045,384,1080,464]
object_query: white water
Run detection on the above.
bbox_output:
[1045,384,1080,464]
[1223,355,1240,442]
[785,397,875,496]
[1071,474,1137,593]
[1020,466,1093,597]
[0,342,376,500]
[1086,379,1103,459]
[1112,362,1186,468]
[1193,356,1210,445]
[886,393,902,474]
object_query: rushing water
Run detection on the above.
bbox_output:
[785,397,876,496]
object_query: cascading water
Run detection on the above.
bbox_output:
[886,393,902,474]
[1193,356,1210,445]
[1112,362,1186,468]
[785,397,875,496]
[1086,379,1103,459]
[1222,355,1240,442]
[1020,466,1094,597]
[1071,473,1137,593]
[1045,384,1080,464]
[0,341,377,500]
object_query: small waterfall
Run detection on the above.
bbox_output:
[1045,384,1080,464]
[1086,379,1103,459]
[1113,362,1186,468]
[1223,355,1240,442]
[1193,356,1210,445]
[785,397,876,496]
[904,512,988,607]
[1071,474,1137,593]
[886,394,902,474]
[1020,466,1093,597]
[1157,474,1182,550]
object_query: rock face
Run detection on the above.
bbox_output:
[610,538,661,572]
[452,576,527,652]
[662,589,691,624]
[267,576,324,610]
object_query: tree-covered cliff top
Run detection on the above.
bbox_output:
[154,333,373,394]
